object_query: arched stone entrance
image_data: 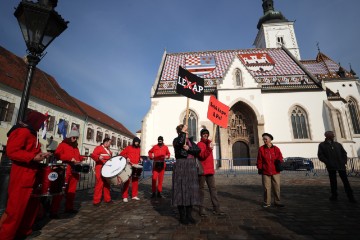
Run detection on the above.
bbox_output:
[219,101,260,166]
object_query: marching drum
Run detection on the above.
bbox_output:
[101,156,132,185]
[72,163,91,174]
[33,163,66,196]
[131,164,143,178]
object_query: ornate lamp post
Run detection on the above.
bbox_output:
[0,0,68,215]
[14,0,68,122]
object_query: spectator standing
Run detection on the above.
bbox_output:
[256,133,284,208]
[197,128,225,216]
[318,131,357,203]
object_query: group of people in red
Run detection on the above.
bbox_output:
[0,111,85,239]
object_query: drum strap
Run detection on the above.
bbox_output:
[102,145,111,157]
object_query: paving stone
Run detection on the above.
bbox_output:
[30,174,360,239]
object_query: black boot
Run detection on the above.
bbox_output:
[178,206,188,225]
[186,206,196,224]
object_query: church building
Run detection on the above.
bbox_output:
[141,0,360,163]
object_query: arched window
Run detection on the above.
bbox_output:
[235,69,243,87]
[348,98,360,134]
[291,106,310,139]
[336,110,345,138]
[183,110,198,141]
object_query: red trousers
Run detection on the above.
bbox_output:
[50,167,79,214]
[152,163,165,193]
[122,177,139,198]
[93,165,111,204]
[0,164,40,240]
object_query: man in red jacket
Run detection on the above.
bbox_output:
[119,137,141,202]
[0,111,50,240]
[197,129,225,216]
[148,136,170,198]
[256,133,284,208]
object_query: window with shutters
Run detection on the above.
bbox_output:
[117,138,121,147]
[86,128,94,140]
[123,139,127,148]
[291,106,310,139]
[71,123,80,132]
[0,100,15,122]
[96,131,103,142]
[48,115,55,131]
[111,136,116,146]
[105,133,109,140]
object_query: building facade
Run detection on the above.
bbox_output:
[141,0,360,163]
[0,46,134,157]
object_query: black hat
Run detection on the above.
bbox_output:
[133,137,141,144]
[262,133,273,140]
[200,128,210,136]
[158,136,163,141]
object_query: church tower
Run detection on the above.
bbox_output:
[254,0,301,60]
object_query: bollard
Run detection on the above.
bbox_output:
[0,146,11,215]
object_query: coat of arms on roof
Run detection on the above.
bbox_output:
[185,55,216,76]
[238,53,275,72]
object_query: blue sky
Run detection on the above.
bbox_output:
[1,0,359,134]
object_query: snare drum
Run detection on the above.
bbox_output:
[33,163,66,196]
[101,156,132,185]
[131,164,143,178]
[72,163,91,174]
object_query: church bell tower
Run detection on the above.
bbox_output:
[254,0,301,60]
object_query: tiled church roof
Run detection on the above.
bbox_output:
[301,52,355,80]
[156,48,320,94]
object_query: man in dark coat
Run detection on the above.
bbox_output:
[317,131,356,203]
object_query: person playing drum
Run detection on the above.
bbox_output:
[0,111,50,239]
[91,137,113,206]
[148,136,170,198]
[119,137,142,202]
[50,126,82,218]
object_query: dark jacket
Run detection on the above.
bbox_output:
[318,140,347,170]
[173,132,200,159]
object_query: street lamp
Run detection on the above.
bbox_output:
[14,0,68,122]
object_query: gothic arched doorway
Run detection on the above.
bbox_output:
[232,141,250,166]
[225,101,259,166]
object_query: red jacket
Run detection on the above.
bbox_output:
[256,144,283,175]
[91,145,112,165]
[148,144,170,161]
[120,145,140,165]
[197,138,215,175]
[54,141,81,163]
[6,127,42,168]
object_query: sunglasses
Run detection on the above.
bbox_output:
[71,137,79,140]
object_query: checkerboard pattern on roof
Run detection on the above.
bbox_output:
[185,56,201,65]
[160,48,305,82]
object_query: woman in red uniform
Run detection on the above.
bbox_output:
[91,138,113,206]
[0,111,50,240]
[50,127,82,218]
[119,137,141,202]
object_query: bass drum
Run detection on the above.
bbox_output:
[101,156,131,185]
